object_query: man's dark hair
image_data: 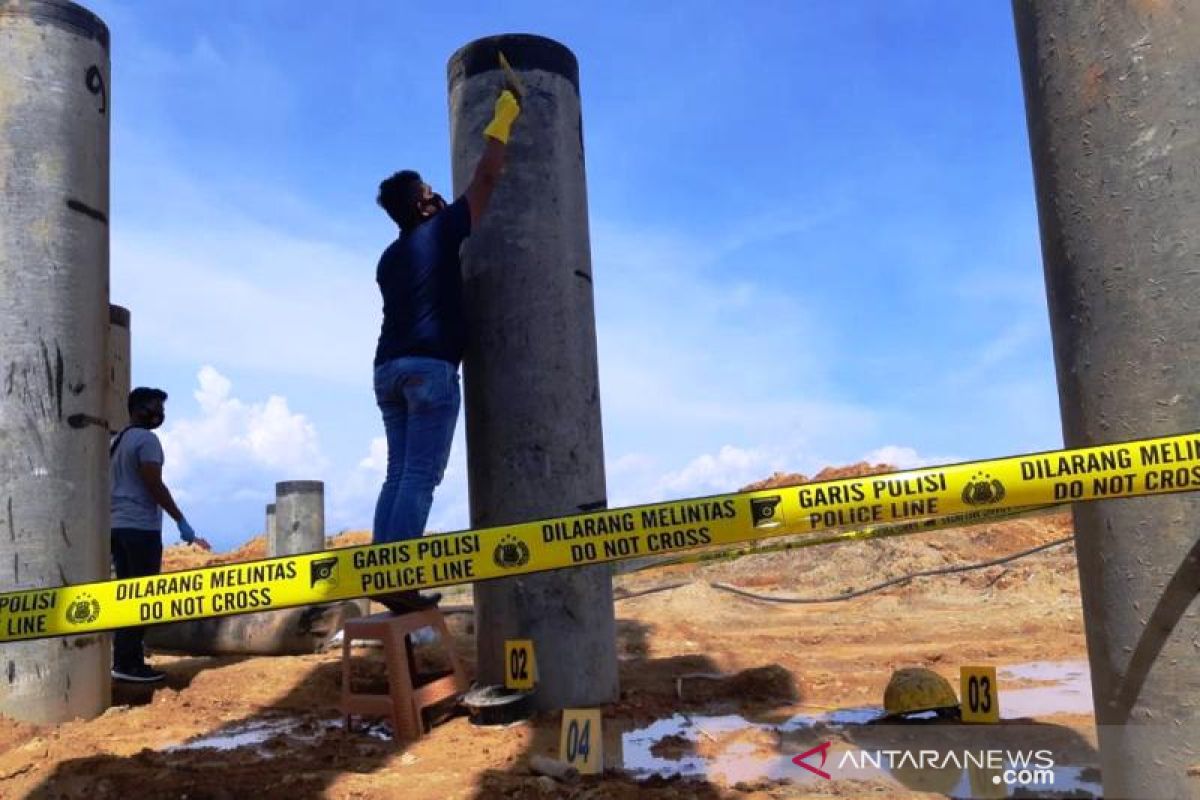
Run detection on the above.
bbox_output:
[128,387,168,415]
[377,170,425,231]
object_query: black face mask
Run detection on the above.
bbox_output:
[135,406,164,430]
[421,193,447,217]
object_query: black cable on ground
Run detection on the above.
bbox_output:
[613,581,691,602]
[707,536,1074,604]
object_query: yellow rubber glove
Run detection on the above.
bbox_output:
[483,89,521,144]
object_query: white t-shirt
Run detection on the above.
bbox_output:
[110,427,164,532]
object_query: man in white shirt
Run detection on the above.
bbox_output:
[110,387,210,683]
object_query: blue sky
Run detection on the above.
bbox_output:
[87,0,1062,550]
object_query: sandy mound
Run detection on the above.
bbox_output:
[740,461,898,491]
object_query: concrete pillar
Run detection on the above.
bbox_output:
[264,502,277,553]
[106,304,129,432]
[1013,2,1200,796]
[0,0,112,723]
[448,35,619,710]
[273,481,324,557]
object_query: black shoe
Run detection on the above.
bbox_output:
[112,663,166,683]
[379,591,442,614]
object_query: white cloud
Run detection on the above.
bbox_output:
[606,444,798,509]
[159,365,326,484]
[325,437,385,534]
[326,426,471,536]
[112,222,381,386]
[653,445,786,499]
[358,436,388,473]
[861,445,946,470]
[610,452,656,476]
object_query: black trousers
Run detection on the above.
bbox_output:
[110,528,163,669]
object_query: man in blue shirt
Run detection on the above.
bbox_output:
[371,89,521,613]
[110,387,211,682]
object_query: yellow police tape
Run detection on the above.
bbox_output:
[1,431,1198,643]
[626,502,1063,573]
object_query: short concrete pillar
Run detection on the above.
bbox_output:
[265,502,277,553]
[448,34,619,711]
[273,482,324,557]
[106,305,130,432]
[0,0,112,723]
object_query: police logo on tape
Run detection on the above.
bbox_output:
[66,593,100,625]
[962,473,1006,506]
[493,535,530,569]
[310,557,339,588]
[750,496,784,528]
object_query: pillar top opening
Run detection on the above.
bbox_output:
[448,34,578,95]
[276,481,324,495]
[1,1,110,51]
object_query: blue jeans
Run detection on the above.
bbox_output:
[372,356,460,544]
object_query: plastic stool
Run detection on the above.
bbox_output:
[340,608,468,741]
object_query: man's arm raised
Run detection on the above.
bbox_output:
[465,90,521,229]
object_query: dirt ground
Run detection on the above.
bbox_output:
[0,466,1114,799]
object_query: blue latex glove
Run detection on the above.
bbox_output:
[178,518,197,544]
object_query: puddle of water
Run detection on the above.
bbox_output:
[623,703,934,777]
[1000,660,1089,685]
[709,750,795,784]
[623,714,756,779]
[1051,766,1104,796]
[777,705,883,732]
[358,720,395,741]
[166,718,293,752]
[824,706,885,726]
[622,715,909,787]
[999,660,1093,719]
[164,715,342,755]
[622,714,715,777]
[621,661,1100,794]
[623,713,1103,798]
[622,712,882,784]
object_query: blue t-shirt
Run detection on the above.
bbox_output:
[374,196,473,366]
[110,427,165,532]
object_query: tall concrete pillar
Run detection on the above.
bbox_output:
[273,481,324,557]
[264,502,277,552]
[106,304,129,432]
[0,0,112,722]
[1014,3,1200,796]
[448,35,619,710]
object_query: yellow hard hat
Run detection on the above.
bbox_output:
[883,667,960,718]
